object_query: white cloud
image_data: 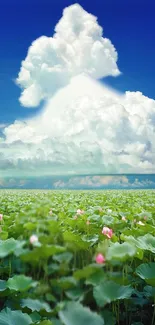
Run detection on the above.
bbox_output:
[53,175,129,188]
[53,175,155,189]
[0,4,155,177]
[16,3,120,107]
[1,74,155,176]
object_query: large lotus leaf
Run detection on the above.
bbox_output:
[138,211,152,219]
[7,275,37,292]
[53,252,73,264]
[86,268,105,286]
[29,311,41,322]
[136,234,155,252]
[63,232,89,251]
[73,264,102,280]
[88,214,101,222]
[93,281,133,307]
[0,238,25,258]
[65,287,85,301]
[102,215,115,226]
[0,308,32,325]
[22,245,65,263]
[144,285,155,298]
[136,263,155,286]
[123,234,155,253]
[106,242,137,261]
[51,276,77,290]
[59,301,104,325]
[108,271,132,285]
[21,298,52,312]
[0,280,7,292]
[82,234,99,246]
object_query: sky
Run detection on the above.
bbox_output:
[1,0,155,123]
[0,0,155,187]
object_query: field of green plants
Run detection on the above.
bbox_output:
[0,189,155,325]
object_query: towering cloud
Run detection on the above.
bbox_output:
[0,4,155,177]
[16,4,120,107]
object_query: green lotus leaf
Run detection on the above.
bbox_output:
[106,242,137,261]
[22,245,65,263]
[93,281,133,307]
[0,238,23,258]
[0,280,7,292]
[136,263,155,285]
[124,234,155,253]
[7,275,37,292]
[73,264,102,280]
[59,301,104,325]
[0,308,32,325]
[144,285,155,298]
[21,298,52,312]
[53,252,73,264]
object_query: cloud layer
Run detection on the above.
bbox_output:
[0,4,155,177]
[53,175,155,189]
[1,74,155,176]
[16,3,120,107]
[0,175,155,189]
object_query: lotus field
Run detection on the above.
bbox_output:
[1,189,155,325]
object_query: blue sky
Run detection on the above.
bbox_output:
[0,0,155,124]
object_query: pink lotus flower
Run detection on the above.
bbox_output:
[86,220,90,225]
[102,226,113,239]
[0,214,3,221]
[30,234,38,244]
[96,253,105,264]
[76,209,84,215]
[122,216,127,222]
[137,221,145,226]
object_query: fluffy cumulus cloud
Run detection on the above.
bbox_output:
[53,175,155,189]
[53,175,130,188]
[1,75,155,176]
[0,175,155,189]
[0,4,155,177]
[16,3,120,107]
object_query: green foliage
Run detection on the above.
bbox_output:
[21,298,52,312]
[106,242,137,261]
[136,263,155,285]
[0,189,155,324]
[7,275,37,292]
[59,301,104,325]
[0,308,32,325]
[0,280,7,292]
[93,281,133,306]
